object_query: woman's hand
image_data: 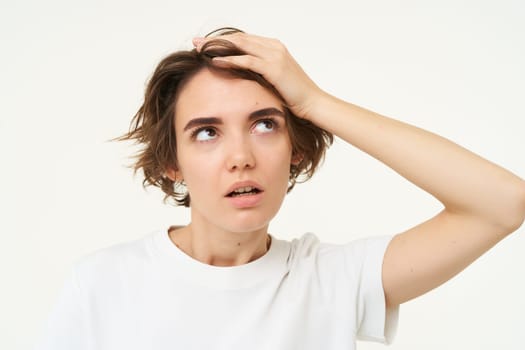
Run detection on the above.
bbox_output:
[193,32,326,121]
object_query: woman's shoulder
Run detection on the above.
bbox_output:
[71,230,159,279]
[289,232,393,258]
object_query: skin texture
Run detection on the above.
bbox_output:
[166,68,295,267]
[190,32,525,307]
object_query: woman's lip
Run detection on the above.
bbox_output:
[226,191,264,208]
[224,180,264,197]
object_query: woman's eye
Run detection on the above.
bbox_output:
[194,128,217,141]
[253,119,276,134]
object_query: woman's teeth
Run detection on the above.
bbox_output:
[234,186,255,193]
[230,186,259,197]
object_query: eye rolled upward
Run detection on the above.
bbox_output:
[252,119,277,134]
[194,127,218,141]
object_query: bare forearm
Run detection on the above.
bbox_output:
[306,92,525,231]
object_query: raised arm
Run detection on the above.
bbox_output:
[194,32,525,307]
[304,94,525,306]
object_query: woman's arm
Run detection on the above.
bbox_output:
[306,93,525,306]
[195,32,525,307]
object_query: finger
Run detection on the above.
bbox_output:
[220,33,284,58]
[212,55,266,76]
[192,37,204,48]
[195,32,283,58]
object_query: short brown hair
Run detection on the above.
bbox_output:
[117,28,333,206]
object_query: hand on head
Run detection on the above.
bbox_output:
[193,30,325,121]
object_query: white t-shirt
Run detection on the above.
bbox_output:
[34,230,398,349]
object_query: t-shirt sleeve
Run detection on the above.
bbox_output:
[345,235,399,344]
[33,267,89,350]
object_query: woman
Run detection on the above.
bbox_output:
[35,27,525,349]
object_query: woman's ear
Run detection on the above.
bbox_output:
[291,153,304,166]
[164,167,182,182]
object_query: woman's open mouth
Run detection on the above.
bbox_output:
[227,186,262,197]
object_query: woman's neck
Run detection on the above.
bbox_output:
[168,223,271,267]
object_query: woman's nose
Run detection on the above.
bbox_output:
[226,138,255,171]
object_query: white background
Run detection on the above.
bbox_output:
[1,0,524,349]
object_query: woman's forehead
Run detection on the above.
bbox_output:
[174,68,283,123]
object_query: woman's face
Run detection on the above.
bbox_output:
[171,68,294,234]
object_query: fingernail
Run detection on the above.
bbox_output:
[192,37,204,47]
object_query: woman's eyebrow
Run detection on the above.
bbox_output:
[248,107,285,120]
[183,107,285,132]
[183,117,221,132]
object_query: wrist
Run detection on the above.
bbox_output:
[301,90,340,126]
